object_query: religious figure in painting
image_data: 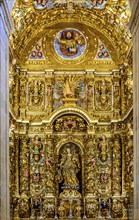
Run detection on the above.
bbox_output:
[58,148,80,185]
[37,0,47,6]
[96,42,110,59]
[55,29,86,59]
[30,42,44,59]
[92,0,103,7]
[34,0,47,7]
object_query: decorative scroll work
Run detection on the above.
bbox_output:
[54,115,87,133]
[28,79,45,110]
[10,113,133,219]
[94,78,112,111]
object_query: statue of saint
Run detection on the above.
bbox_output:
[32,135,41,154]
[62,75,79,98]
[63,76,74,98]
[99,135,108,162]
[58,148,80,186]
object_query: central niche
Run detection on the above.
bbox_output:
[56,142,82,198]
[54,28,86,59]
[56,142,83,219]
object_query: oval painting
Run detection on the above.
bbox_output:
[54,28,87,60]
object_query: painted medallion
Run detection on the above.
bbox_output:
[54,29,86,60]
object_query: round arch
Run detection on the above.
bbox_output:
[44,106,93,125]
[11,2,131,65]
[55,137,84,156]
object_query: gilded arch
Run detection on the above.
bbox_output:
[11,1,131,66]
[45,106,93,125]
[54,137,84,155]
[8,0,134,219]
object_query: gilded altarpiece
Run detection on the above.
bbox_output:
[9,68,133,219]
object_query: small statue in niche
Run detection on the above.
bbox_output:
[88,155,96,169]
[33,80,40,104]
[87,85,93,97]
[58,148,80,185]
[28,80,44,109]
[112,199,123,217]
[99,135,108,162]
[47,85,52,97]
[100,173,109,184]
[32,135,42,155]
[86,179,95,193]
[63,76,75,98]
[101,199,109,216]
[45,177,54,191]
[32,173,40,184]
[127,122,133,138]
[45,157,52,169]
[62,75,79,98]
[114,80,120,108]
[95,78,111,110]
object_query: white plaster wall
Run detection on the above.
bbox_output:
[0,0,12,219]
[129,0,139,219]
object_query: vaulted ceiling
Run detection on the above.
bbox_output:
[10,0,131,71]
